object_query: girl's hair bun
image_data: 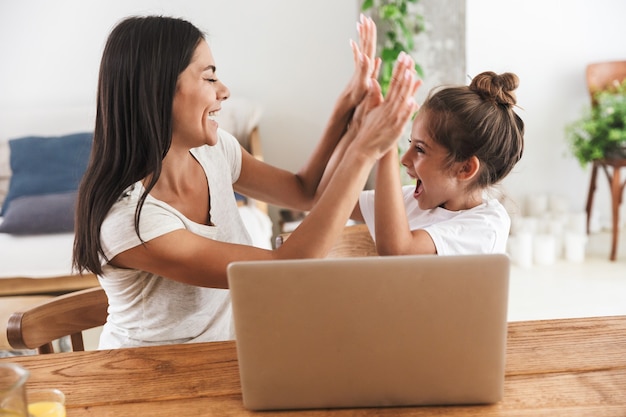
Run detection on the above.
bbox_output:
[470,71,519,107]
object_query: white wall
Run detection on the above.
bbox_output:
[467,0,626,226]
[1,0,624,229]
[0,0,357,161]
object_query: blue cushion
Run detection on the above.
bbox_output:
[1,133,92,215]
[0,191,77,234]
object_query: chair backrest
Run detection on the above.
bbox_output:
[275,223,378,258]
[586,61,626,105]
[0,295,54,350]
[7,286,108,354]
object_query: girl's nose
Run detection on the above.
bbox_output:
[400,150,410,167]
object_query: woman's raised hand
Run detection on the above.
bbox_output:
[350,76,383,135]
[346,14,380,106]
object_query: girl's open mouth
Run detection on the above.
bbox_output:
[413,179,423,199]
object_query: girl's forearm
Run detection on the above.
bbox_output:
[374,150,413,255]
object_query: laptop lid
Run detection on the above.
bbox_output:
[227,254,510,410]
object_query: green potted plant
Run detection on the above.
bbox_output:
[361,0,424,96]
[566,79,626,167]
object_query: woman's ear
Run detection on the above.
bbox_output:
[457,156,480,181]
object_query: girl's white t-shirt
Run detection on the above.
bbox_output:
[359,185,511,255]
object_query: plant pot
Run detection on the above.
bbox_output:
[605,143,626,160]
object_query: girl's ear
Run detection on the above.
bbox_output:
[457,156,480,181]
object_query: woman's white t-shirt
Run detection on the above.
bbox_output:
[97,129,252,348]
[359,185,511,255]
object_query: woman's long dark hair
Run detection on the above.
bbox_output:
[73,16,204,275]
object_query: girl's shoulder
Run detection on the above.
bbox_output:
[474,198,508,216]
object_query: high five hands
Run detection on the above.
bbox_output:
[353,51,421,160]
[345,14,421,160]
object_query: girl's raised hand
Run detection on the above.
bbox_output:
[384,52,421,115]
[353,52,421,158]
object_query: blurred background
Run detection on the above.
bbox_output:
[1,0,624,240]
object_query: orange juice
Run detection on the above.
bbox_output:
[27,401,66,417]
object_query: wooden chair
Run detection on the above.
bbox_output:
[584,61,626,261]
[275,223,378,258]
[0,295,54,350]
[586,61,626,105]
[6,286,108,354]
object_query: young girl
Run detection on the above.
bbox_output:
[359,71,525,256]
[72,15,419,348]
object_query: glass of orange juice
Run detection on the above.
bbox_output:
[27,389,66,417]
[0,363,30,417]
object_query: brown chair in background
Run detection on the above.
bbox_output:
[584,61,626,261]
[586,61,626,104]
[7,286,108,354]
[276,223,378,258]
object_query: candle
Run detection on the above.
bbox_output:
[526,194,548,217]
[564,232,587,263]
[533,234,556,265]
[509,232,533,268]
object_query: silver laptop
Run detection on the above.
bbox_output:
[227,254,510,411]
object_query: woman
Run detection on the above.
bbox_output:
[72,15,419,348]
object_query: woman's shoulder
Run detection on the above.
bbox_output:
[100,183,189,256]
[103,183,182,229]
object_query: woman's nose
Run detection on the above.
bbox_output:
[219,82,230,101]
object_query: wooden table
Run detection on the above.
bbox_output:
[1,316,625,416]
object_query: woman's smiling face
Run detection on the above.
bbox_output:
[171,39,230,148]
[401,112,469,211]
